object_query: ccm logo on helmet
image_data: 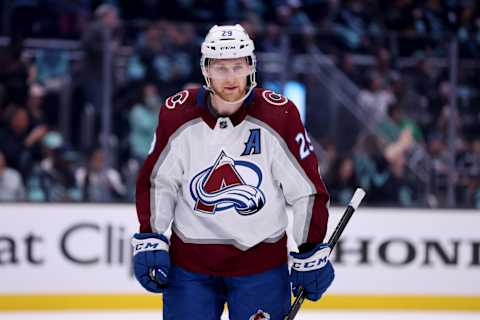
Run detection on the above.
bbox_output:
[165,90,189,109]
[262,90,288,106]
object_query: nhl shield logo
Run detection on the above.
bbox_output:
[189,151,266,215]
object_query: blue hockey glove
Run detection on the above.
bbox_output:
[131,233,170,293]
[289,243,335,301]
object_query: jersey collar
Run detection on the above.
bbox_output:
[197,86,256,129]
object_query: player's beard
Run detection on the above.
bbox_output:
[210,86,246,116]
[210,77,247,103]
[217,86,245,102]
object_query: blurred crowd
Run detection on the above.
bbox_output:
[0,0,479,207]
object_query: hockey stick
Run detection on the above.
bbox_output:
[284,188,366,320]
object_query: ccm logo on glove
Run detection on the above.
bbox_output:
[291,246,331,271]
[132,238,169,255]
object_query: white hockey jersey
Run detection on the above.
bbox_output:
[135,87,330,276]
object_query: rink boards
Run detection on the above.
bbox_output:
[0,204,479,311]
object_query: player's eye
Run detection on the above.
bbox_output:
[233,65,246,72]
[213,66,229,74]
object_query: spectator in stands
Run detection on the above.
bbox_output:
[128,83,161,162]
[332,0,380,51]
[0,107,47,178]
[27,131,80,202]
[353,133,394,205]
[75,148,126,202]
[0,44,29,107]
[376,77,427,207]
[381,150,418,207]
[378,103,424,145]
[358,72,396,123]
[127,22,198,97]
[374,48,396,82]
[390,73,427,125]
[165,22,200,92]
[432,81,464,139]
[355,132,418,206]
[408,54,436,101]
[326,155,359,206]
[337,52,363,85]
[121,83,162,201]
[0,151,26,202]
[127,23,166,84]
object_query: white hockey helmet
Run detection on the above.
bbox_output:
[200,24,257,103]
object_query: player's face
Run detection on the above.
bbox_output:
[207,58,250,102]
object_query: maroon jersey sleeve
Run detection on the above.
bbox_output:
[135,89,201,233]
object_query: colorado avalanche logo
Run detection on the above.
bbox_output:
[165,90,189,109]
[262,90,288,106]
[190,151,266,215]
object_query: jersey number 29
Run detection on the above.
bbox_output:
[295,132,314,160]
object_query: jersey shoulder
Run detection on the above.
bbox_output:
[159,88,203,135]
[255,88,290,108]
[250,88,302,133]
[163,88,199,111]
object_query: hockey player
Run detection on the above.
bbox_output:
[131,24,334,320]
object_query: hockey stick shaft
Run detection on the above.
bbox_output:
[284,188,366,320]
